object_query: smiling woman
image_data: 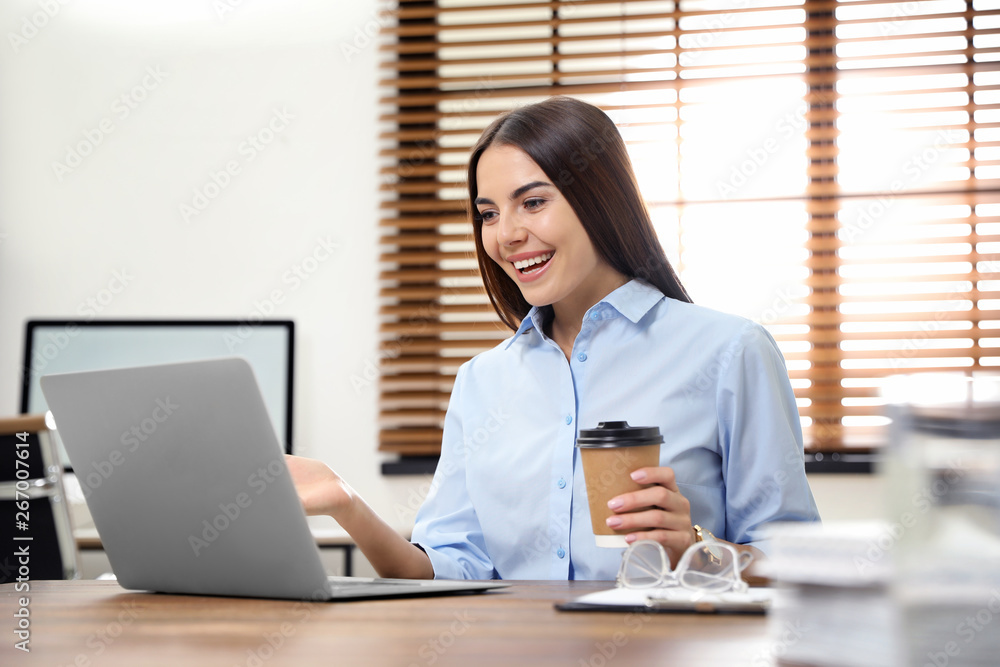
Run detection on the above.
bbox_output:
[286,96,821,582]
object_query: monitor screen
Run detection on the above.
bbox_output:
[20,319,294,467]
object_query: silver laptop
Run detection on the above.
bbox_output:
[40,357,506,601]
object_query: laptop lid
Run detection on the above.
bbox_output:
[41,357,507,601]
[41,357,334,600]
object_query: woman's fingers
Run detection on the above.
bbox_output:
[604,466,694,566]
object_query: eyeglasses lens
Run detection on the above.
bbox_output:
[678,543,737,593]
[621,540,668,588]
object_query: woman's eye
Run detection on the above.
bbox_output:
[524,198,545,210]
[479,210,497,224]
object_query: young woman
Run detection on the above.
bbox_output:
[287,96,820,580]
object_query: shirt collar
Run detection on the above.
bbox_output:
[600,279,665,324]
[504,280,665,349]
[506,305,550,349]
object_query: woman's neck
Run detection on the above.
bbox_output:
[545,274,630,361]
[547,315,580,362]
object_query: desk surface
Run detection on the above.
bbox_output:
[1,580,776,666]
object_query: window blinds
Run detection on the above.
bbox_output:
[378,0,1000,457]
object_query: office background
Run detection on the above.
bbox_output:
[0,0,880,572]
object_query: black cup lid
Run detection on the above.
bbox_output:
[576,421,663,448]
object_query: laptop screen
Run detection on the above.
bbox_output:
[20,319,294,467]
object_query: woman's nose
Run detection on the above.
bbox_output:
[497,212,527,247]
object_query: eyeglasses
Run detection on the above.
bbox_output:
[616,539,754,594]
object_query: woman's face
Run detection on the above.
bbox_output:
[475,144,625,315]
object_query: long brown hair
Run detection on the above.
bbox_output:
[468,96,691,331]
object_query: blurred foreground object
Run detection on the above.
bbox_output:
[758,521,896,666]
[883,373,1000,667]
[760,373,1000,666]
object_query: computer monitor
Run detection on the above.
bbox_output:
[19,319,294,467]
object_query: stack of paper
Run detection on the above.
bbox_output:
[757,521,899,667]
[893,580,1000,667]
[760,520,1000,667]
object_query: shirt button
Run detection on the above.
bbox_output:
[557,478,567,489]
[590,311,600,320]
[565,415,573,425]
[577,352,587,362]
[557,548,566,559]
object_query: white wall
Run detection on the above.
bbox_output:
[0,1,883,562]
[0,0,432,539]
[808,473,885,523]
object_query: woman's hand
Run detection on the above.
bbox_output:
[284,454,355,518]
[606,466,694,567]
[284,455,435,579]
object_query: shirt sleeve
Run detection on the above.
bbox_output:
[410,363,498,580]
[715,322,821,553]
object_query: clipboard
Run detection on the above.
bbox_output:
[554,586,774,615]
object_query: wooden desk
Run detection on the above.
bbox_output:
[1,580,775,666]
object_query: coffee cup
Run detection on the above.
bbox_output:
[577,421,663,548]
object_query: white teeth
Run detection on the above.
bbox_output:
[512,252,553,270]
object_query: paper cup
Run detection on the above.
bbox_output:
[577,421,663,548]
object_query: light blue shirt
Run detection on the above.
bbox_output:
[411,279,820,580]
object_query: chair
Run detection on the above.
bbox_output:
[0,414,79,583]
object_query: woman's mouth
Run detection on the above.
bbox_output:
[512,251,554,275]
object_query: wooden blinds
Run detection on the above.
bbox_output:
[377,0,1000,457]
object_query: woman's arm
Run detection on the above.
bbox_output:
[284,455,433,580]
